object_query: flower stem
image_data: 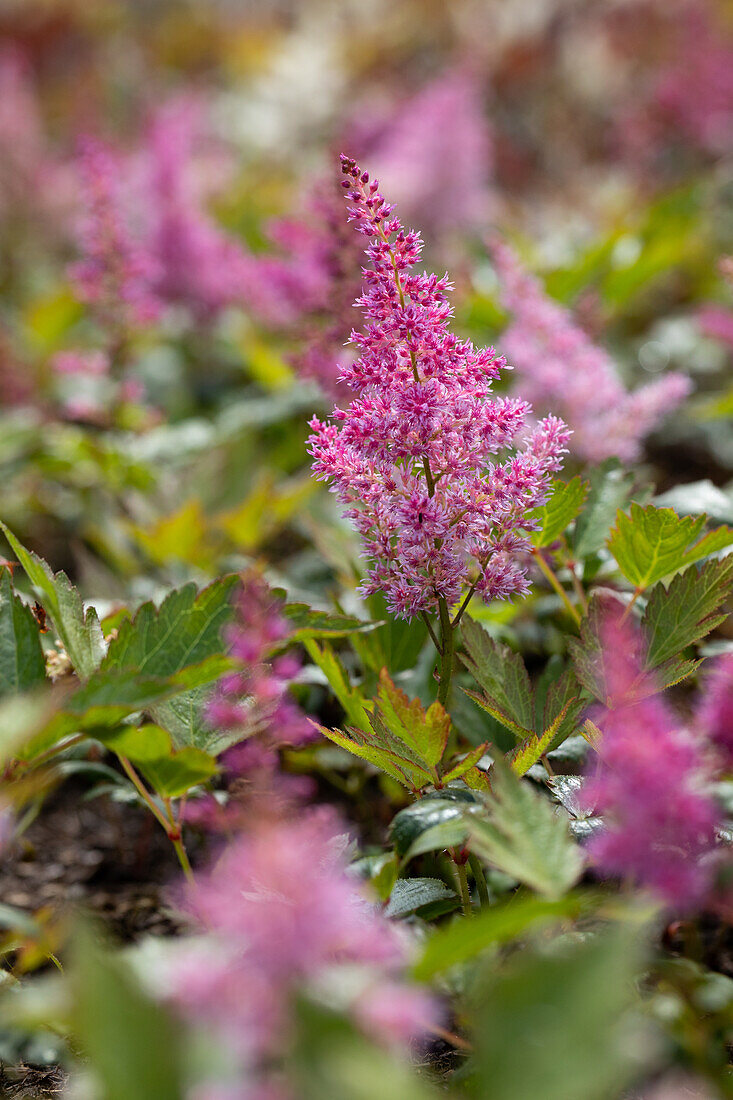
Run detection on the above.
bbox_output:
[620,587,643,624]
[452,583,477,629]
[437,597,454,706]
[531,549,582,627]
[561,538,589,615]
[468,854,490,908]
[453,858,472,916]
[421,611,442,654]
[119,756,194,882]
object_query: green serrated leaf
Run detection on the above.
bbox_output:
[282,602,377,642]
[441,742,489,783]
[528,477,588,548]
[384,877,458,919]
[573,460,634,559]
[314,722,432,790]
[100,577,238,751]
[376,671,450,769]
[390,792,480,858]
[0,568,46,697]
[608,502,733,591]
[304,640,372,733]
[642,557,733,669]
[508,697,578,777]
[542,668,586,749]
[103,725,217,797]
[460,618,534,739]
[466,758,584,899]
[1,522,105,679]
[463,689,534,742]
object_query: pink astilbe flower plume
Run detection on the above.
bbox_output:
[143,97,252,321]
[583,614,718,908]
[353,67,492,240]
[70,136,162,330]
[696,654,733,773]
[189,575,315,830]
[170,810,436,1097]
[308,157,569,621]
[240,176,364,393]
[491,239,691,464]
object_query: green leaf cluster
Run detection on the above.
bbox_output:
[461,618,582,772]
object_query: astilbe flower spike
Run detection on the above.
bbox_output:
[170,809,435,1099]
[583,614,718,908]
[240,176,364,394]
[198,576,314,821]
[143,97,253,321]
[352,67,492,240]
[491,239,691,464]
[695,653,733,773]
[308,157,569,623]
[70,136,162,330]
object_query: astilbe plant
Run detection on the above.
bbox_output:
[583,614,719,908]
[169,809,436,1100]
[491,239,691,463]
[309,157,568,700]
[142,96,253,322]
[696,653,733,773]
[193,576,314,827]
[70,135,162,333]
[351,67,492,241]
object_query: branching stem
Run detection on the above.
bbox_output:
[531,549,582,627]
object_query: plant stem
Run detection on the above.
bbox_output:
[437,597,454,706]
[620,587,643,624]
[531,549,582,627]
[163,797,195,884]
[119,757,194,882]
[426,1024,473,1053]
[421,611,442,654]
[16,733,86,773]
[561,538,589,614]
[453,858,472,917]
[452,583,477,629]
[468,854,490,908]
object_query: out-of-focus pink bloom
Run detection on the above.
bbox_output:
[491,239,691,463]
[309,157,568,620]
[142,97,252,321]
[353,68,492,239]
[51,350,109,377]
[354,983,436,1047]
[697,305,733,348]
[172,810,435,1091]
[61,394,106,424]
[613,1,733,166]
[69,136,162,328]
[696,653,733,772]
[240,177,363,394]
[205,575,314,795]
[0,49,72,229]
[651,5,733,158]
[583,615,718,908]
